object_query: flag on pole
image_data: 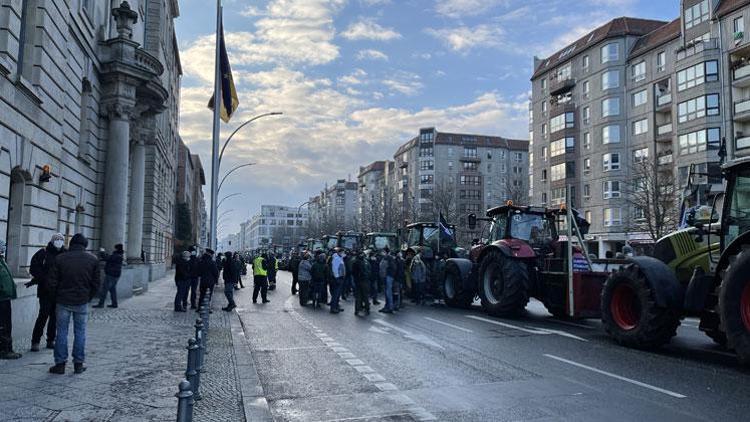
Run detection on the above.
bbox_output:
[439,213,452,237]
[207,10,239,123]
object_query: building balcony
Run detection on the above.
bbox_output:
[737,134,750,151]
[676,38,719,62]
[460,156,481,163]
[656,123,673,142]
[549,77,576,96]
[655,93,672,111]
[733,62,750,88]
[735,98,750,122]
[657,153,673,167]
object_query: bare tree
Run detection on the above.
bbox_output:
[624,157,679,242]
[506,176,528,204]
[431,180,458,222]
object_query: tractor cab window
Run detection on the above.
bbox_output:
[407,228,422,246]
[509,212,555,248]
[423,226,456,250]
[489,213,509,241]
[325,238,338,250]
[725,170,750,246]
[373,236,396,251]
[341,236,359,250]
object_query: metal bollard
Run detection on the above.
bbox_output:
[185,338,201,401]
[194,319,205,372]
[175,379,194,422]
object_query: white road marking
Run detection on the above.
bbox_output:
[529,327,588,342]
[545,318,597,330]
[363,373,386,382]
[338,353,356,359]
[256,346,328,352]
[346,359,365,366]
[353,365,375,373]
[466,315,550,335]
[375,382,399,391]
[368,326,390,335]
[424,317,474,333]
[544,354,687,399]
[374,319,445,350]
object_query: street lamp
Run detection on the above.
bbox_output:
[218,193,242,209]
[218,209,234,222]
[217,162,256,195]
[219,112,283,169]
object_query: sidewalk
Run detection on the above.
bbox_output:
[0,272,248,421]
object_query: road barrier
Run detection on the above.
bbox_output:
[176,293,212,420]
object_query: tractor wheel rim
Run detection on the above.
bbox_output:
[742,281,750,332]
[483,263,502,305]
[445,274,455,299]
[611,283,639,331]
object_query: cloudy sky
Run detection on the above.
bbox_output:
[174,0,677,237]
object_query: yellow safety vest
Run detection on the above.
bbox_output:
[253,256,267,276]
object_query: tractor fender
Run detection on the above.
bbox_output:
[715,230,750,283]
[446,258,476,292]
[626,256,684,309]
[477,244,514,263]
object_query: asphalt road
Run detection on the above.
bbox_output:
[236,271,750,422]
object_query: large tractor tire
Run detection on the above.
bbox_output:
[478,250,529,317]
[443,261,474,309]
[719,248,750,365]
[703,327,728,347]
[601,265,681,349]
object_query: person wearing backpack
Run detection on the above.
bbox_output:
[26,233,66,351]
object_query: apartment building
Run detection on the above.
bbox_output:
[391,128,529,244]
[357,160,401,233]
[529,1,750,257]
[241,205,309,250]
[308,180,359,236]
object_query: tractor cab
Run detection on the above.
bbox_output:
[402,222,458,259]
[337,231,364,252]
[365,232,399,252]
[322,235,338,252]
[306,238,325,252]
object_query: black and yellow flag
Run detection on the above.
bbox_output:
[208,11,239,123]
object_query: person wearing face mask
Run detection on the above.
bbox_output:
[93,244,124,309]
[26,233,66,351]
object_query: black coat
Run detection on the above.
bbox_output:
[223,257,238,283]
[175,259,191,282]
[189,256,200,278]
[198,255,219,287]
[104,251,124,278]
[29,243,65,298]
[48,244,100,306]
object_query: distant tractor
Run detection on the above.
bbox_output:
[364,232,399,253]
[601,158,750,363]
[399,221,465,295]
[322,235,338,252]
[337,231,365,252]
[442,202,614,317]
[306,238,325,253]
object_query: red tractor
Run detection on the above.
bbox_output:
[442,203,619,319]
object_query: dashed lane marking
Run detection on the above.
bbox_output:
[373,319,446,350]
[466,315,550,334]
[424,317,474,333]
[544,354,687,399]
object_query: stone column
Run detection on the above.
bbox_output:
[101,103,132,252]
[127,136,146,262]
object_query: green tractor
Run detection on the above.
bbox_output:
[364,232,399,253]
[399,221,465,298]
[337,231,365,252]
[322,235,338,252]
[601,158,750,363]
[306,238,325,253]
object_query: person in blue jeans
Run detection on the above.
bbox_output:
[174,251,192,312]
[94,244,124,309]
[378,249,395,313]
[330,249,346,314]
[47,234,100,374]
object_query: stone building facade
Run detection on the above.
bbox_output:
[240,205,309,251]
[175,139,205,249]
[0,0,182,284]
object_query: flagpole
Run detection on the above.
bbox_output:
[209,0,222,250]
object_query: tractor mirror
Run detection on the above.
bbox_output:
[468,213,477,230]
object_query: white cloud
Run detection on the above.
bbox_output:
[356,49,389,61]
[338,68,368,86]
[340,18,401,41]
[426,24,508,53]
[360,0,391,5]
[434,0,507,18]
[382,71,424,96]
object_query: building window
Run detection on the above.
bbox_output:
[602,98,620,117]
[632,89,647,107]
[550,112,575,133]
[419,147,434,157]
[551,187,566,206]
[550,138,574,157]
[601,70,619,90]
[514,152,523,162]
[582,55,590,71]
[583,184,591,199]
[541,169,547,181]
[541,147,548,161]
[633,147,649,163]
[603,181,621,199]
[541,192,547,205]
[685,0,709,29]
[462,161,478,171]
[541,123,547,137]
[420,160,434,170]
[460,189,481,200]
[582,107,590,125]
[460,175,480,185]
[676,61,718,91]
[603,153,620,171]
[17,0,38,80]
[601,42,619,63]
[633,206,646,220]
[583,157,591,174]
[631,61,646,82]
[677,94,720,123]
[582,80,590,98]
[420,175,434,184]
[602,125,620,144]
[513,166,523,174]
[542,101,547,113]
[656,51,666,72]
[678,127,720,155]
[463,146,477,158]
[735,16,745,35]
[541,78,547,90]
[633,118,648,135]
[551,163,566,181]
[583,132,591,149]
[603,208,622,226]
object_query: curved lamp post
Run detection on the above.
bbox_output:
[219,112,283,168]
[218,193,242,209]
[217,163,256,195]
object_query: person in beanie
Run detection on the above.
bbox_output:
[94,244,124,309]
[310,252,327,308]
[297,252,312,306]
[222,252,238,311]
[0,240,21,359]
[26,233,66,351]
[353,250,370,316]
[47,234,99,374]
[198,249,218,310]
[174,251,191,312]
[188,247,200,309]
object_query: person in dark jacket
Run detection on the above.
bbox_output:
[222,252,238,311]
[188,248,200,309]
[289,252,301,295]
[26,233,66,351]
[266,253,278,291]
[233,253,244,290]
[47,234,100,374]
[197,249,219,310]
[0,240,21,360]
[310,252,327,308]
[94,244,124,309]
[352,251,370,316]
[368,252,380,305]
[174,251,191,312]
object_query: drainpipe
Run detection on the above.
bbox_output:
[718,14,734,161]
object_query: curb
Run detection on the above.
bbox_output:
[230,309,274,421]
